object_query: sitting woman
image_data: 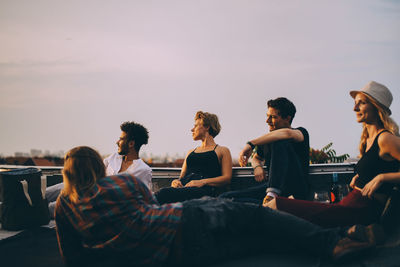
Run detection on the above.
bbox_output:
[264,81,400,228]
[155,111,232,204]
[55,146,370,267]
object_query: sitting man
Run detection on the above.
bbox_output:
[104,121,152,189]
[220,97,310,203]
[46,121,151,217]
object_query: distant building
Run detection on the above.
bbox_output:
[5,157,34,166]
[32,158,55,167]
[14,152,30,157]
[30,149,43,157]
[174,158,184,167]
[3,156,63,167]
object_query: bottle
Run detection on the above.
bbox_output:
[330,173,340,203]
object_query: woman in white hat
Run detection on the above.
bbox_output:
[264,81,400,228]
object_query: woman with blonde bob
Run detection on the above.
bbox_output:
[155,111,232,204]
[264,81,400,228]
[55,146,372,266]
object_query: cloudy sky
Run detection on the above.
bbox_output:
[0,0,399,160]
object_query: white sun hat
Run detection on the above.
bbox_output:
[350,81,393,115]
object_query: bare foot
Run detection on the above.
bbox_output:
[263,197,277,209]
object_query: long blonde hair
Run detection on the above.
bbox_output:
[358,93,399,156]
[62,146,105,202]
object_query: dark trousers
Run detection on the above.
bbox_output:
[168,197,339,266]
[155,186,216,205]
[268,140,309,199]
[220,140,309,203]
[219,183,268,204]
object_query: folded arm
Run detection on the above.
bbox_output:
[250,128,304,145]
[239,128,304,167]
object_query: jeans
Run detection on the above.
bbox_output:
[220,140,309,203]
[168,197,340,266]
[45,183,64,218]
[219,183,268,204]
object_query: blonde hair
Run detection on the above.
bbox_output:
[195,111,221,137]
[358,93,399,156]
[62,146,105,202]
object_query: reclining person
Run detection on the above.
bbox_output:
[55,146,372,267]
[220,97,310,203]
[155,111,232,204]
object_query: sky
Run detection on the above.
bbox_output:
[0,0,399,160]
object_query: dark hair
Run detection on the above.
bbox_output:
[120,121,149,152]
[267,97,296,123]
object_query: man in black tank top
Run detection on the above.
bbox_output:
[220,97,310,203]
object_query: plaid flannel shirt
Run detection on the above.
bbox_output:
[55,173,183,266]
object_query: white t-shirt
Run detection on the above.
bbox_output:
[104,153,153,190]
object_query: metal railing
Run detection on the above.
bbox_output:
[1,162,357,177]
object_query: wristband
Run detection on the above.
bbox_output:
[247,141,255,150]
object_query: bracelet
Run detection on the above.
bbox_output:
[254,165,263,170]
[247,141,255,150]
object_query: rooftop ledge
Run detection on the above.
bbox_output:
[1,163,357,178]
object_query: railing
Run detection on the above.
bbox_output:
[1,163,356,193]
[0,162,357,177]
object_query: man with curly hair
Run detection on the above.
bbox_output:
[104,121,152,189]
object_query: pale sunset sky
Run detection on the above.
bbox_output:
[0,0,399,160]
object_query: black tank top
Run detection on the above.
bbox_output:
[185,145,221,179]
[355,131,400,194]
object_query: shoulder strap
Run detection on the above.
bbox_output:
[375,130,389,143]
[213,144,218,150]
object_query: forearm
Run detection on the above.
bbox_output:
[202,175,232,187]
[380,172,400,184]
[249,128,302,145]
[251,155,265,168]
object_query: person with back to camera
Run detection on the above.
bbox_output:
[155,111,232,204]
[220,97,310,203]
[264,81,400,230]
[55,146,374,267]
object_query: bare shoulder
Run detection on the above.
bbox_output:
[378,131,400,146]
[215,145,232,156]
[378,131,400,159]
[216,145,231,152]
[184,148,195,158]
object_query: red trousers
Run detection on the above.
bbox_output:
[275,189,383,227]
